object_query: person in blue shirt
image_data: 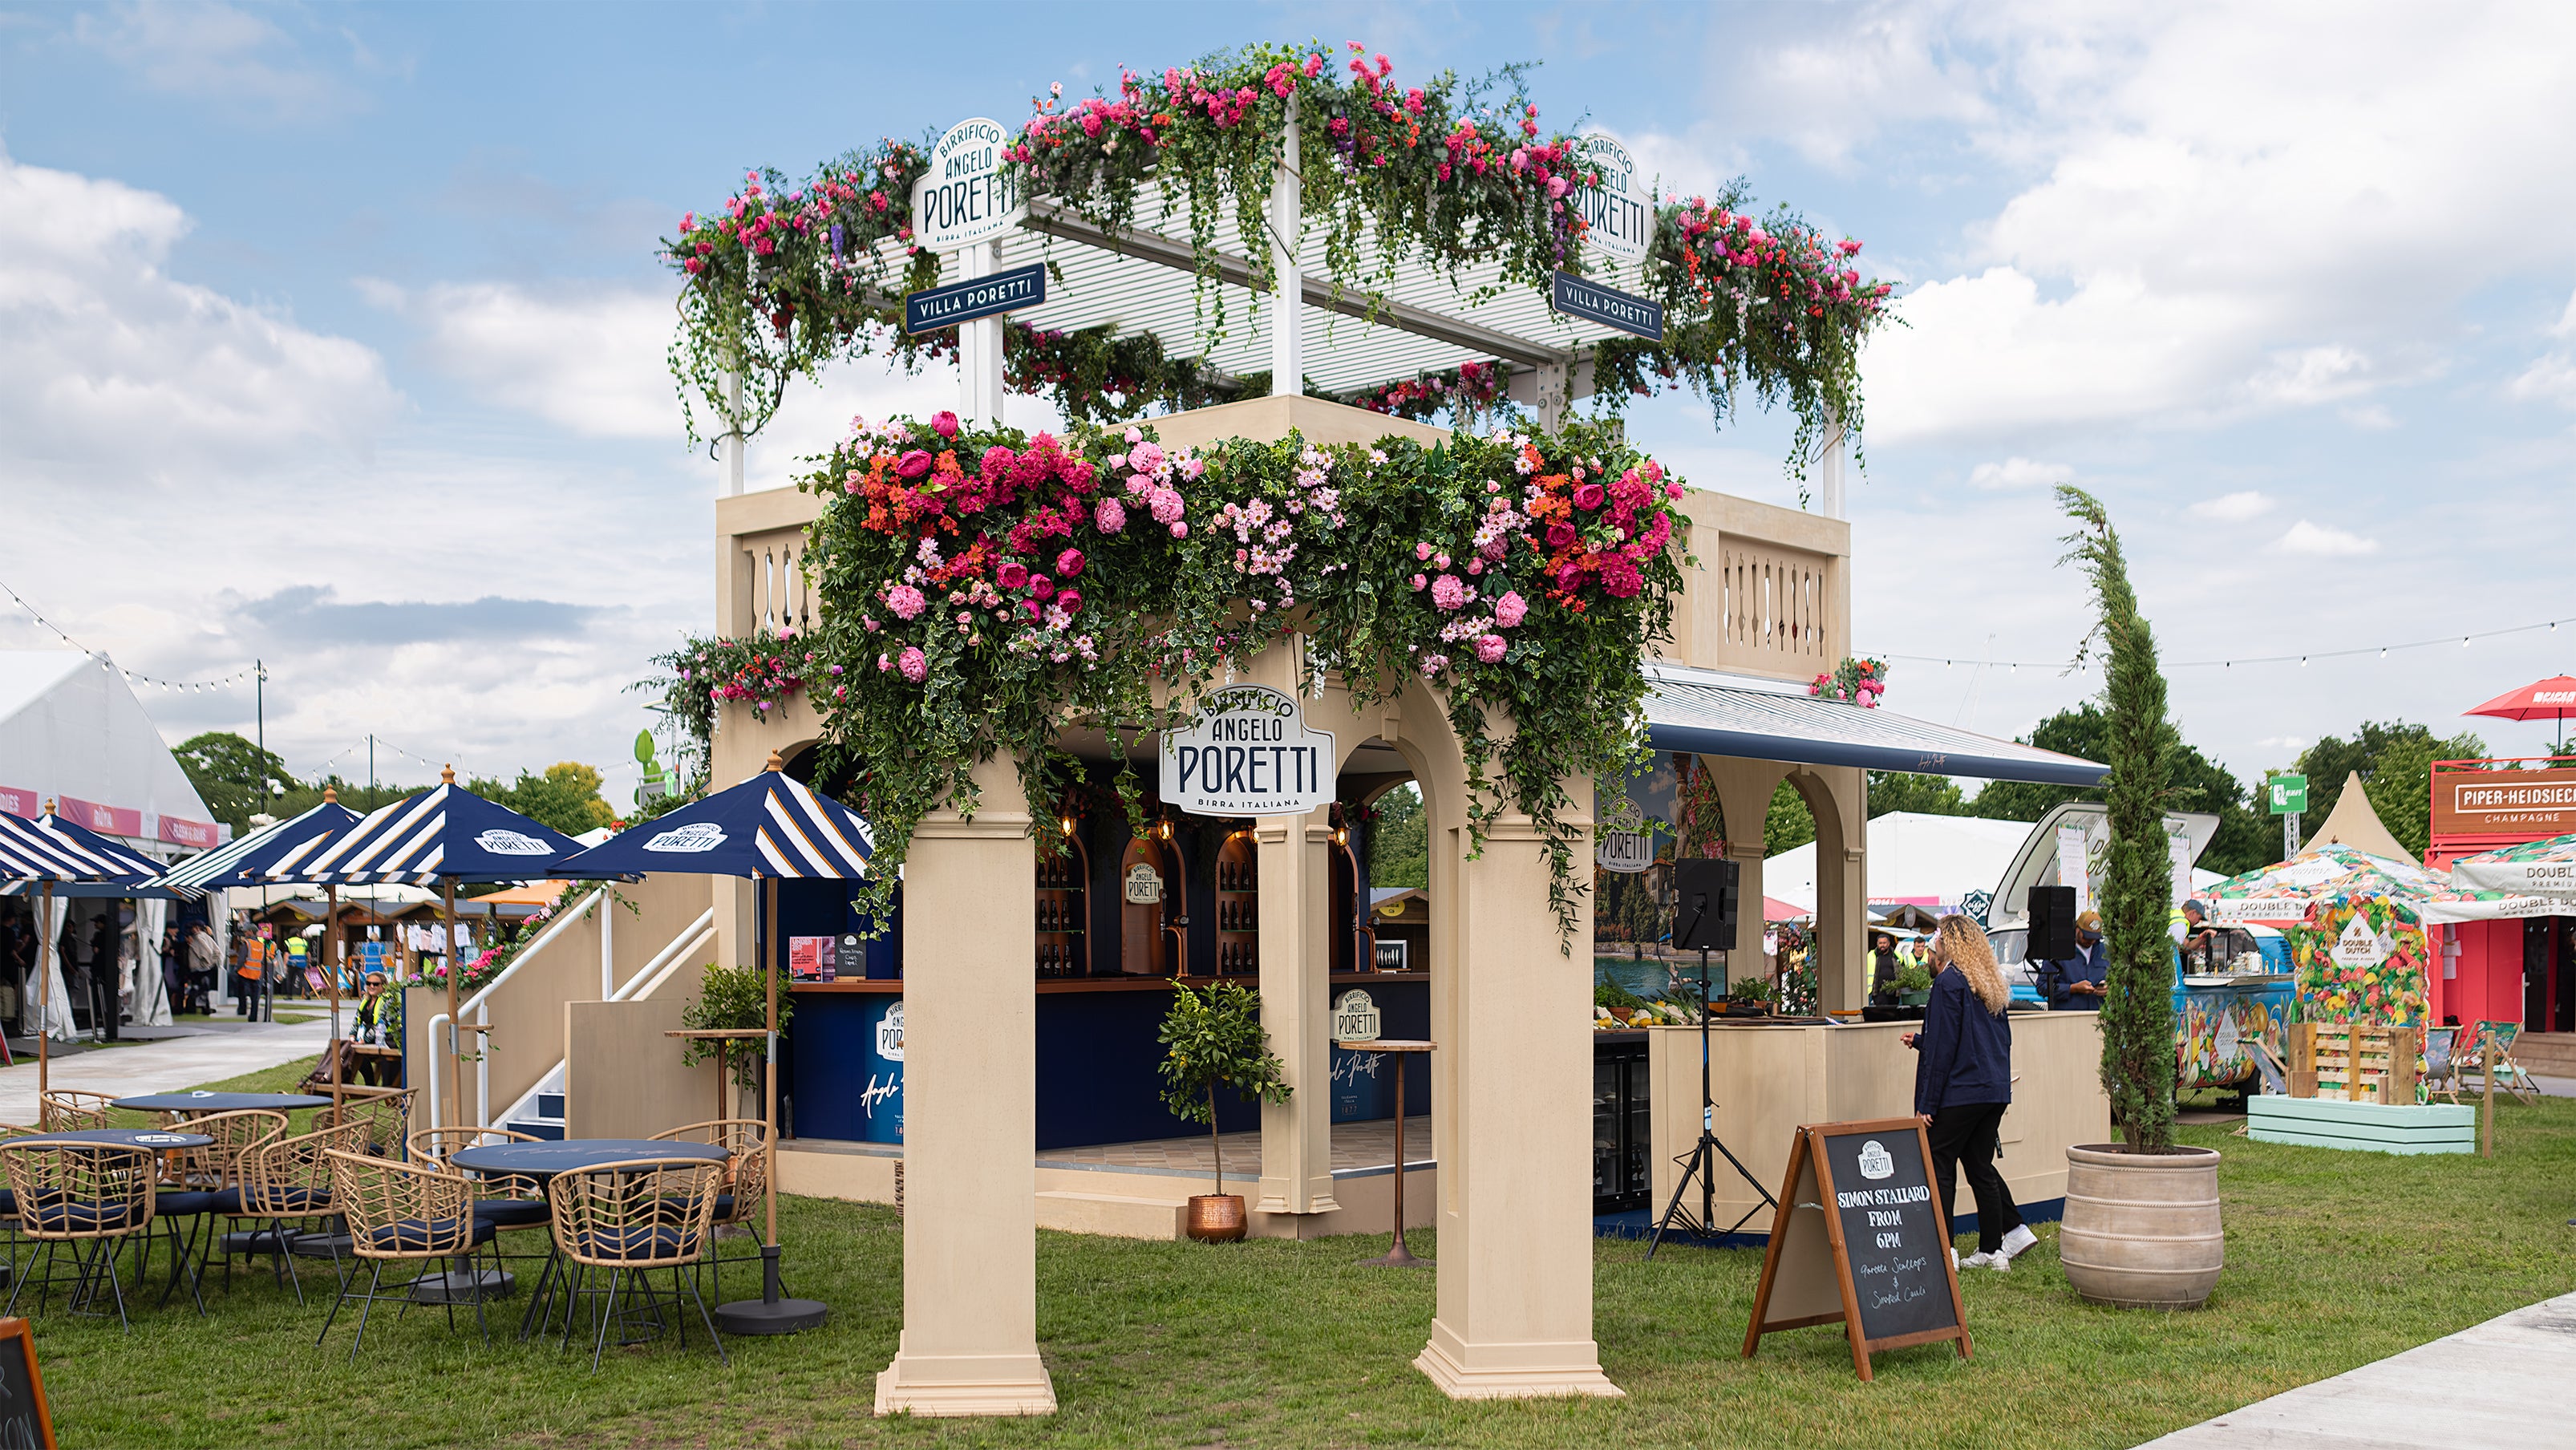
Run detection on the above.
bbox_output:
[1904,914,2038,1270]
[2047,909,2108,1010]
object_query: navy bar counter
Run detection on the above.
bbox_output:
[787,973,1432,1151]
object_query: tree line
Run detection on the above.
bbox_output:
[173,731,619,840]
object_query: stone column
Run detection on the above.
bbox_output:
[1254,804,1337,1217]
[1797,764,1869,1015]
[1416,796,1622,1401]
[875,754,1055,1417]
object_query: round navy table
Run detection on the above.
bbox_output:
[4,1129,213,1150]
[110,1092,333,1115]
[450,1139,727,1179]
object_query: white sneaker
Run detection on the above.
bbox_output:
[1959,1250,2005,1271]
[1948,1246,1958,1269]
[1998,1224,2039,1262]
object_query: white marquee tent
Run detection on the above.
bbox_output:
[1764,812,2043,917]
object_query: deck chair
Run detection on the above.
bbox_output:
[2421,1027,2463,1104]
[2465,1021,2542,1106]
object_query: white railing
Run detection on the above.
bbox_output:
[484,907,719,1132]
[425,889,605,1131]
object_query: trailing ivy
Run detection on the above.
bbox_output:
[659,41,1890,477]
[649,411,1685,943]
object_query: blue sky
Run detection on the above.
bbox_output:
[3,2,2573,809]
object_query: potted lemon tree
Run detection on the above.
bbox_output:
[2054,486,2224,1310]
[1158,978,1291,1241]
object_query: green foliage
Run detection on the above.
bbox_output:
[1893,962,1934,994]
[1867,770,1970,818]
[1969,704,2273,877]
[465,761,616,836]
[2057,486,2177,1153]
[1764,779,1817,853]
[273,778,419,822]
[1365,783,1427,889]
[1594,977,1645,1011]
[1158,978,1291,1196]
[173,731,298,833]
[678,962,792,1090]
[2295,720,2485,859]
[1729,974,1775,1003]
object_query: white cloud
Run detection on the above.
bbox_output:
[2272,520,2380,557]
[2339,405,2396,431]
[73,1,361,123]
[1966,456,2072,490]
[2509,288,2576,407]
[372,281,678,440]
[2186,490,2274,522]
[0,146,398,480]
[1698,6,1991,168]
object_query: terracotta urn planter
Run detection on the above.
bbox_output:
[1185,1193,1247,1242]
[2059,1144,2224,1309]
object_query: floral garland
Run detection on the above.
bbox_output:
[659,41,1889,478]
[1348,360,1508,423]
[643,630,820,772]
[719,409,1684,939]
[1809,656,1887,707]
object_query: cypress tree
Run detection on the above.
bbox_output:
[2057,487,2177,1152]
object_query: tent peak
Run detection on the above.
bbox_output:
[441,763,456,784]
[763,751,784,773]
[2302,771,2412,863]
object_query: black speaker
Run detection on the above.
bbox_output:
[1673,857,1740,953]
[2025,885,2077,963]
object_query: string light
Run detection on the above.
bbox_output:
[1872,611,2576,673]
[1,576,257,691]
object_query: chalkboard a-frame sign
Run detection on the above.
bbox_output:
[0,1318,55,1448]
[1741,1119,1971,1381]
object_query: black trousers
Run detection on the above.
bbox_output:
[1927,1101,2023,1253]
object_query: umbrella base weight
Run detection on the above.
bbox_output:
[411,1267,513,1303]
[715,1245,827,1335]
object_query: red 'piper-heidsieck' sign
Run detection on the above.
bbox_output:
[2433,768,2576,840]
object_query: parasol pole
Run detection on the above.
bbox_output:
[764,870,779,1250]
[322,788,345,1056]
[37,880,52,1100]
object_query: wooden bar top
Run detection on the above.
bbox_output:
[790,970,1436,995]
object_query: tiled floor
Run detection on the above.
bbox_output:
[1035,1115,1433,1175]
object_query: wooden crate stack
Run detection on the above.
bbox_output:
[2287,1023,2420,1104]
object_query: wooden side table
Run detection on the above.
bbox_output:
[1339,1038,1434,1267]
[666,1028,770,1121]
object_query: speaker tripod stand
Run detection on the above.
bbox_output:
[1645,947,1776,1260]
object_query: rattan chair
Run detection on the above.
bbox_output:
[37,1091,115,1132]
[409,1126,553,1298]
[2,1141,156,1332]
[548,1157,727,1370]
[317,1088,416,1158]
[650,1119,768,1301]
[315,1148,495,1357]
[150,1108,286,1308]
[225,1120,370,1302]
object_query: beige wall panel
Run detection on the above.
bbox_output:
[565,997,722,1140]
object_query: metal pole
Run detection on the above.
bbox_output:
[764,873,780,1250]
[37,881,52,1099]
[1268,91,1302,394]
[443,873,463,1130]
[2284,809,2301,861]
[1700,947,1714,1231]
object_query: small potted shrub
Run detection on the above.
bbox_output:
[1596,978,1646,1023]
[679,962,791,1119]
[1725,976,1776,1017]
[2054,486,2224,1310]
[1894,962,1934,1007]
[1158,978,1291,1241]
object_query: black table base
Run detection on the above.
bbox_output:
[411,1266,514,1304]
[714,1245,828,1335]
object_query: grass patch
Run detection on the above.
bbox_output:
[26,1092,2576,1448]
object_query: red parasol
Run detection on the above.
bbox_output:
[2465,674,2576,752]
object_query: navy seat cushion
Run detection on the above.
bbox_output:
[573,1224,694,1260]
[0,1189,17,1218]
[358,1216,495,1253]
[472,1198,549,1229]
[242,1186,330,1215]
[155,1188,241,1217]
[27,1200,147,1232]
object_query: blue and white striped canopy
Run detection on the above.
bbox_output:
[162,799,362,890]
[284,780,592,885]
[0,811,157,884]
[552,768,873,882]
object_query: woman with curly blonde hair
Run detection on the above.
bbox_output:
[1902,913,2036,1270]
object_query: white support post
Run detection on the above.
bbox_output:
[600,889,615,998]
[958,240,1005,427]
[1268,92,1302,395]
[1812,403,1846,520]
[718,367,746,498]
[1536,358,1570,435]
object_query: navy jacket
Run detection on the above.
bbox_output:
[1910,968,2013,1116]
[2046,941,2107,1010]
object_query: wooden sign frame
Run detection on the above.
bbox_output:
[1741,1118,1971,1381]
[0,1317,57,1448]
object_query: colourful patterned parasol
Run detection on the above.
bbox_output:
[2202,843,2567,925]
[2448,831,2576,897]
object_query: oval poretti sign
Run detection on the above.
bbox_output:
[1160,684,1335,818]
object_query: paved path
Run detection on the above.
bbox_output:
[0,1018,332,1124]
[2138,1290,2576,1448]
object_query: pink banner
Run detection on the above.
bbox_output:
[159,816,219,849]
[0,787,34,820]
[55,795,142,839]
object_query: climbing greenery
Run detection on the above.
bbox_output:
[654,410,1687,942]
[661,41,1889,474]
[2058,485,2179,1153]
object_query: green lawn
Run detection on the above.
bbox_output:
[32,1062,2576,1448]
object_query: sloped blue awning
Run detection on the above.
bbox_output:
[1643,666,2108,787]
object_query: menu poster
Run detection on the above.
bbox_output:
[1743,1118,1971,1381]
[788,935,837,982]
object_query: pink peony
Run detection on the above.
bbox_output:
[1664,480,1685,500]
[1055,548,1085,577]
[1412,573,1428,591]
[1094,498,1127,533]
[1431,574,1468,611]
[1416,541,1435,561]
[996,561,1030,589]
[1055,589,1083,614]
[1475,634,1508,664]
[931,411,960,439]
[1168,520,1188,539]
[897,646,928,683]
[1148,488,1185,525]
[896,450,934,479]
[1547,521,1578,549]
[1573,482,1606,510]
[1494,590,1529,628]
[1129,441,1164,473]
[1028,574,1055,600]
[886,585,926,620]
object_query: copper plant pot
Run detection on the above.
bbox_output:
[1185,1193,1247,1242]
